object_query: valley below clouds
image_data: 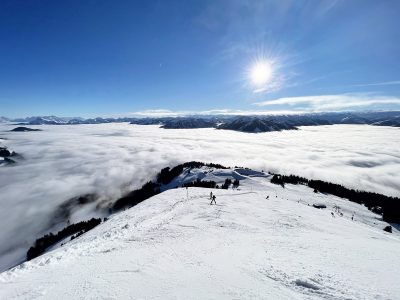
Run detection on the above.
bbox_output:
[0,123,399,271]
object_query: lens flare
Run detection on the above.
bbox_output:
[249,60,273,87]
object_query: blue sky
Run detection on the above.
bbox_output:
[0,0,399,118]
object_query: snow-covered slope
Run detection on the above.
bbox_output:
[1,171,399,299]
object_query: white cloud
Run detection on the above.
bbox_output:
[0,123,399,271]
[253,93,400,111]
[352,80,400,87]
[126,109,306,118]
[127,109,180,117]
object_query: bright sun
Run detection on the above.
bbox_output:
[249,60,273,87]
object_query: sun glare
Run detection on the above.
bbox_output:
[249,60,273,87]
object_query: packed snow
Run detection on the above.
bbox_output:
[1,168,399,300]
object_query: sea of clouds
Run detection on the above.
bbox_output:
[0,123,399,271]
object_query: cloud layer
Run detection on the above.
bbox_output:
[124,109,308,118]
[254,93,400,111]
[0,123,399,270]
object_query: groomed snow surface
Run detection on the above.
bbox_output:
[1,170,399,300]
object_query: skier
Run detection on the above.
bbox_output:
[210,191,213,200]
[210,195,216,205]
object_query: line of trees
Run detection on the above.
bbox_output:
[232,179,240,188]
[221,178,232,189]
[182,178,240,189]
[183,179,217,189]
[112,181,161,211]
[27,218,102,260]
[270,174,400,223]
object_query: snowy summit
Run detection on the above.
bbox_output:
[1,165,399,299]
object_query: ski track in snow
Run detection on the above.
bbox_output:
[1,174,399,300]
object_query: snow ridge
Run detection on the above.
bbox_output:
[1,167,399,299]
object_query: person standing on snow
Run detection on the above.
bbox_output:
[210,195,216,205]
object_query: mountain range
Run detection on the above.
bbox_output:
[1,111,400,132]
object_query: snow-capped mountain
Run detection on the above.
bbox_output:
[1,163,399,299]
[161,117,217,129]
[217,116,298,132]
[14,116,82,125]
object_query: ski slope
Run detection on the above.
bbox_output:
[1,171,399,299]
